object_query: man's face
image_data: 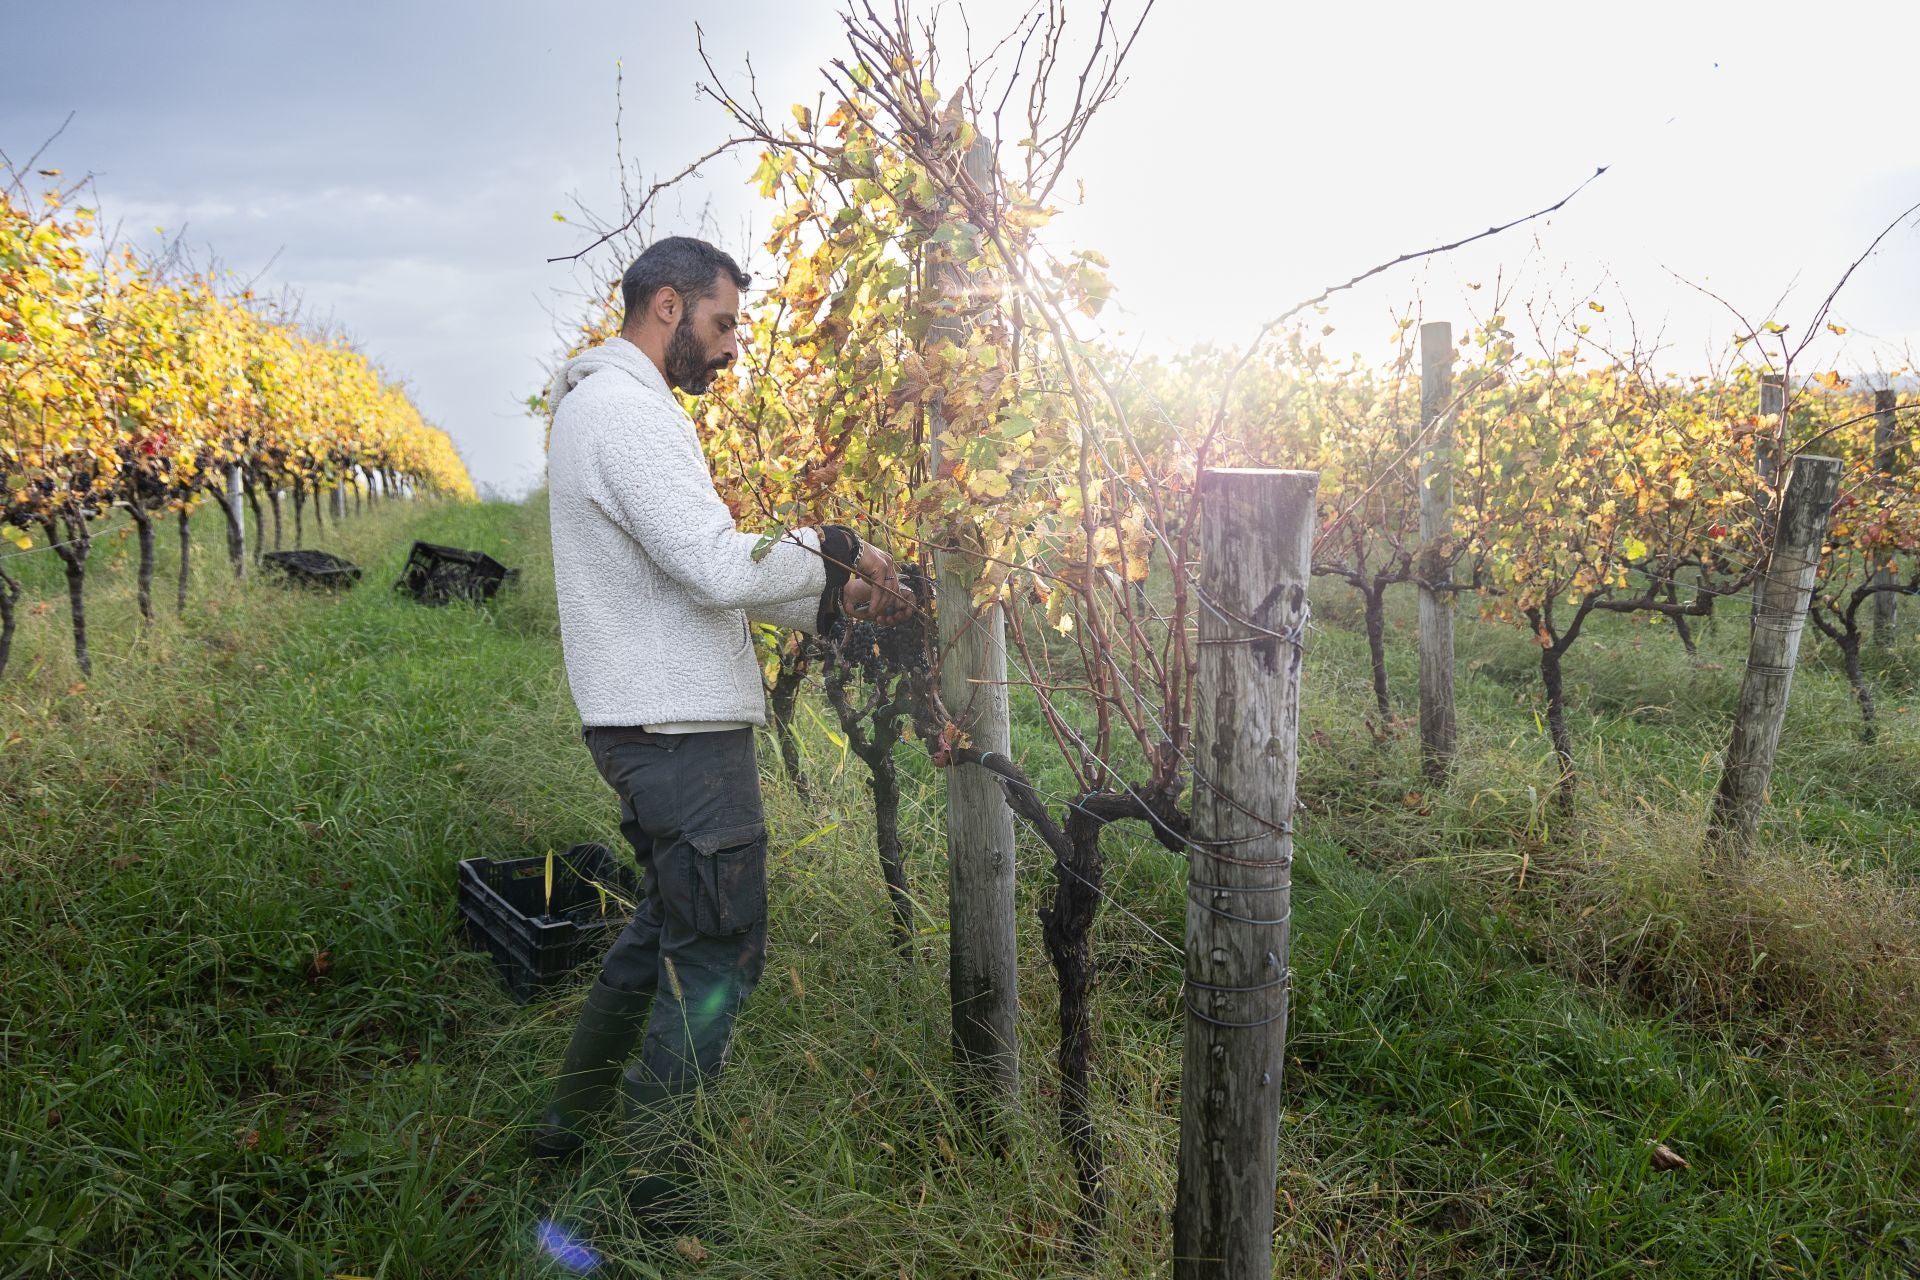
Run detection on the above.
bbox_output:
[664,276,741,396]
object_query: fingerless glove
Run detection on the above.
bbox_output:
[816,524,862,635]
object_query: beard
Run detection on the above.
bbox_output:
[665,315,730,395]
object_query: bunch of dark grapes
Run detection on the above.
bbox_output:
[830,565,931,684]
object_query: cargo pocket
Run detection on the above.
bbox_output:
[687,820,768,935]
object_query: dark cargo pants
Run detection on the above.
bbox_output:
[582,726,769,1100]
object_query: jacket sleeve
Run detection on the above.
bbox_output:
[747,593,824,635]
[583,398,827,610]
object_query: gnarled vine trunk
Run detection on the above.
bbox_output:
[867,741,911,953]
[822,663,914,955]
[952,746,1187,1259]
[1526,599,1597,814]
[129,500,157,624]
[1839,631,1875,739]
[1362,580,1391,722]
[1666,579,1696,657]
[1810,593,1882,742]
[39,508,93,677]
[1040,807,1107,1253]
[1540,643,1574,809]
[1313,564,1404,726]
[176,509,191,614]
[768,656,811,798]
[0,562,22,682]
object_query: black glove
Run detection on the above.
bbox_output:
[816,524,862,635]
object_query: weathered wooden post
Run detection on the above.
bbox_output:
[928,137,1020,1110]
[1175,467,1315,1280]
[226,464,246,579]
[1707,454,1842,857]
[1416,321,1457,780]
[1756,372,1788,498]
[1872,389,1900,648]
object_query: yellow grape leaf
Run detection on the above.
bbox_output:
[969,467,1010,499]
[1004,204,1052,230]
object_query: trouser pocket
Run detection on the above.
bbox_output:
[687,820,768,935]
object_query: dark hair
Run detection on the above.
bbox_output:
[620,236,750,323]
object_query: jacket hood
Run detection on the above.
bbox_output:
[547,337,668,418]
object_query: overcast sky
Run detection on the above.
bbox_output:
[7,1,1917,496]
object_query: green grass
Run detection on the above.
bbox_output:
[2,495,1916,1277]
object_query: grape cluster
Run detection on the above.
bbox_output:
[828,565,931,684]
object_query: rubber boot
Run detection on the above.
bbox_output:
[620,1067,706,1237]
[527,979,649,1161]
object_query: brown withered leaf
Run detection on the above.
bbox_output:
[673,1236,710,1263]
[1650,1142,1688,1171]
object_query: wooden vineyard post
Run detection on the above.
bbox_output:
[1416,321,1457,780]
[927,137,1020,1111]
[226,464,246,580]
[1756,373,1788,499]
[1175,467,1316,1280]
[1872,389,1900,648]
[1707,454,1842,858]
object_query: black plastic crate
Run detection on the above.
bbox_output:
[394,540,517,606]
[262,549,362,588]
[457,843,638,1003]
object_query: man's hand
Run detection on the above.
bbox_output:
[843,543,916,625]
[843,575,916,625]
[854,541,894,584]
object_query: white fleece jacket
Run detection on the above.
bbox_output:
[545,338,825,728]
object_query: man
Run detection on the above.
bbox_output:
[533,236,909,1222]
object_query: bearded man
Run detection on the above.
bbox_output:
[532,236,909,1224]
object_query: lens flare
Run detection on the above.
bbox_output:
[537,1219,602,1273]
